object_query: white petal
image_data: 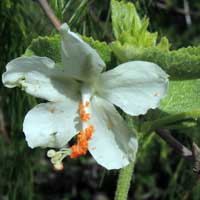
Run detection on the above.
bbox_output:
[60,23,105,82]
[23,100,80,148]
[88,96,138,170]
[2,56,79,101]
[96,61,168,116]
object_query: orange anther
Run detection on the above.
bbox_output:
[79,139,88,148]
[78,130,84,138]
[79,103,84,110]
[85,101,90,107]
[81,113,90,122]
[70,102,94,159]
[89,125,94,132]
[70,145,79,158]
[86,133,92,140]
[85,126,94,140]
[80,109,85,116]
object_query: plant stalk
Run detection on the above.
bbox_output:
[114,162,135,200]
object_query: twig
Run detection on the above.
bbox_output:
[156,129,200,175]
[156,2,200,17]
[183,0,192,27]
[156,129,192,160]
[34,0,61,31]
[192,143,200,174]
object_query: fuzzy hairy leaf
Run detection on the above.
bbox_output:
[160,79,200,115]
[81,36,111,63]
[111,0,200,79]
[111,0,169,50]
[111,0,141,40]
[111,44,200,79]
[24,34,111,64]
[142,79,200,132]
[144,79,200,131]
[24,35,61,63]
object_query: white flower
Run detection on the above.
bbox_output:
[2,23,168,170]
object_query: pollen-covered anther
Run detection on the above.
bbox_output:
[79,103,84,110]
[79,140,88,149]
[70,145,80,158]
[79,101,91,122]
[70,101,94,159]
[85,101,90,107]
[70,140,88,158]
[85,125,94,140]
[81,113,90,122]
[70,125,94,159]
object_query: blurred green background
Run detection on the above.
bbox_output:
[1,0,200,199]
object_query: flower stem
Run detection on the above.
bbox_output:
[114,162,135,200]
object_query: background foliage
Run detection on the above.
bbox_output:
[1,0,200,199]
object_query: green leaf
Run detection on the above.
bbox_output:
[81,36,111,63]
[111,0,168,49]
[24,35,62,63]
[160,79,200,115]
[143,79,200,132]
[111,0,141,40]
[24,34,111,64]
[111,0,200,79]
[111,0,200,131]
[157,37,170,51]
[111,43,200,79]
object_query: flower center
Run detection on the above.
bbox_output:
[47,85,95,169]
[70,101,94,158]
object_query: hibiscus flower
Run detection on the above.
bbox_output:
[2,23,168,169]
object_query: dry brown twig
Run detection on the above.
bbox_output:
[34,0,61,30]
[156,129,200,175]
[156,2,200,17]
